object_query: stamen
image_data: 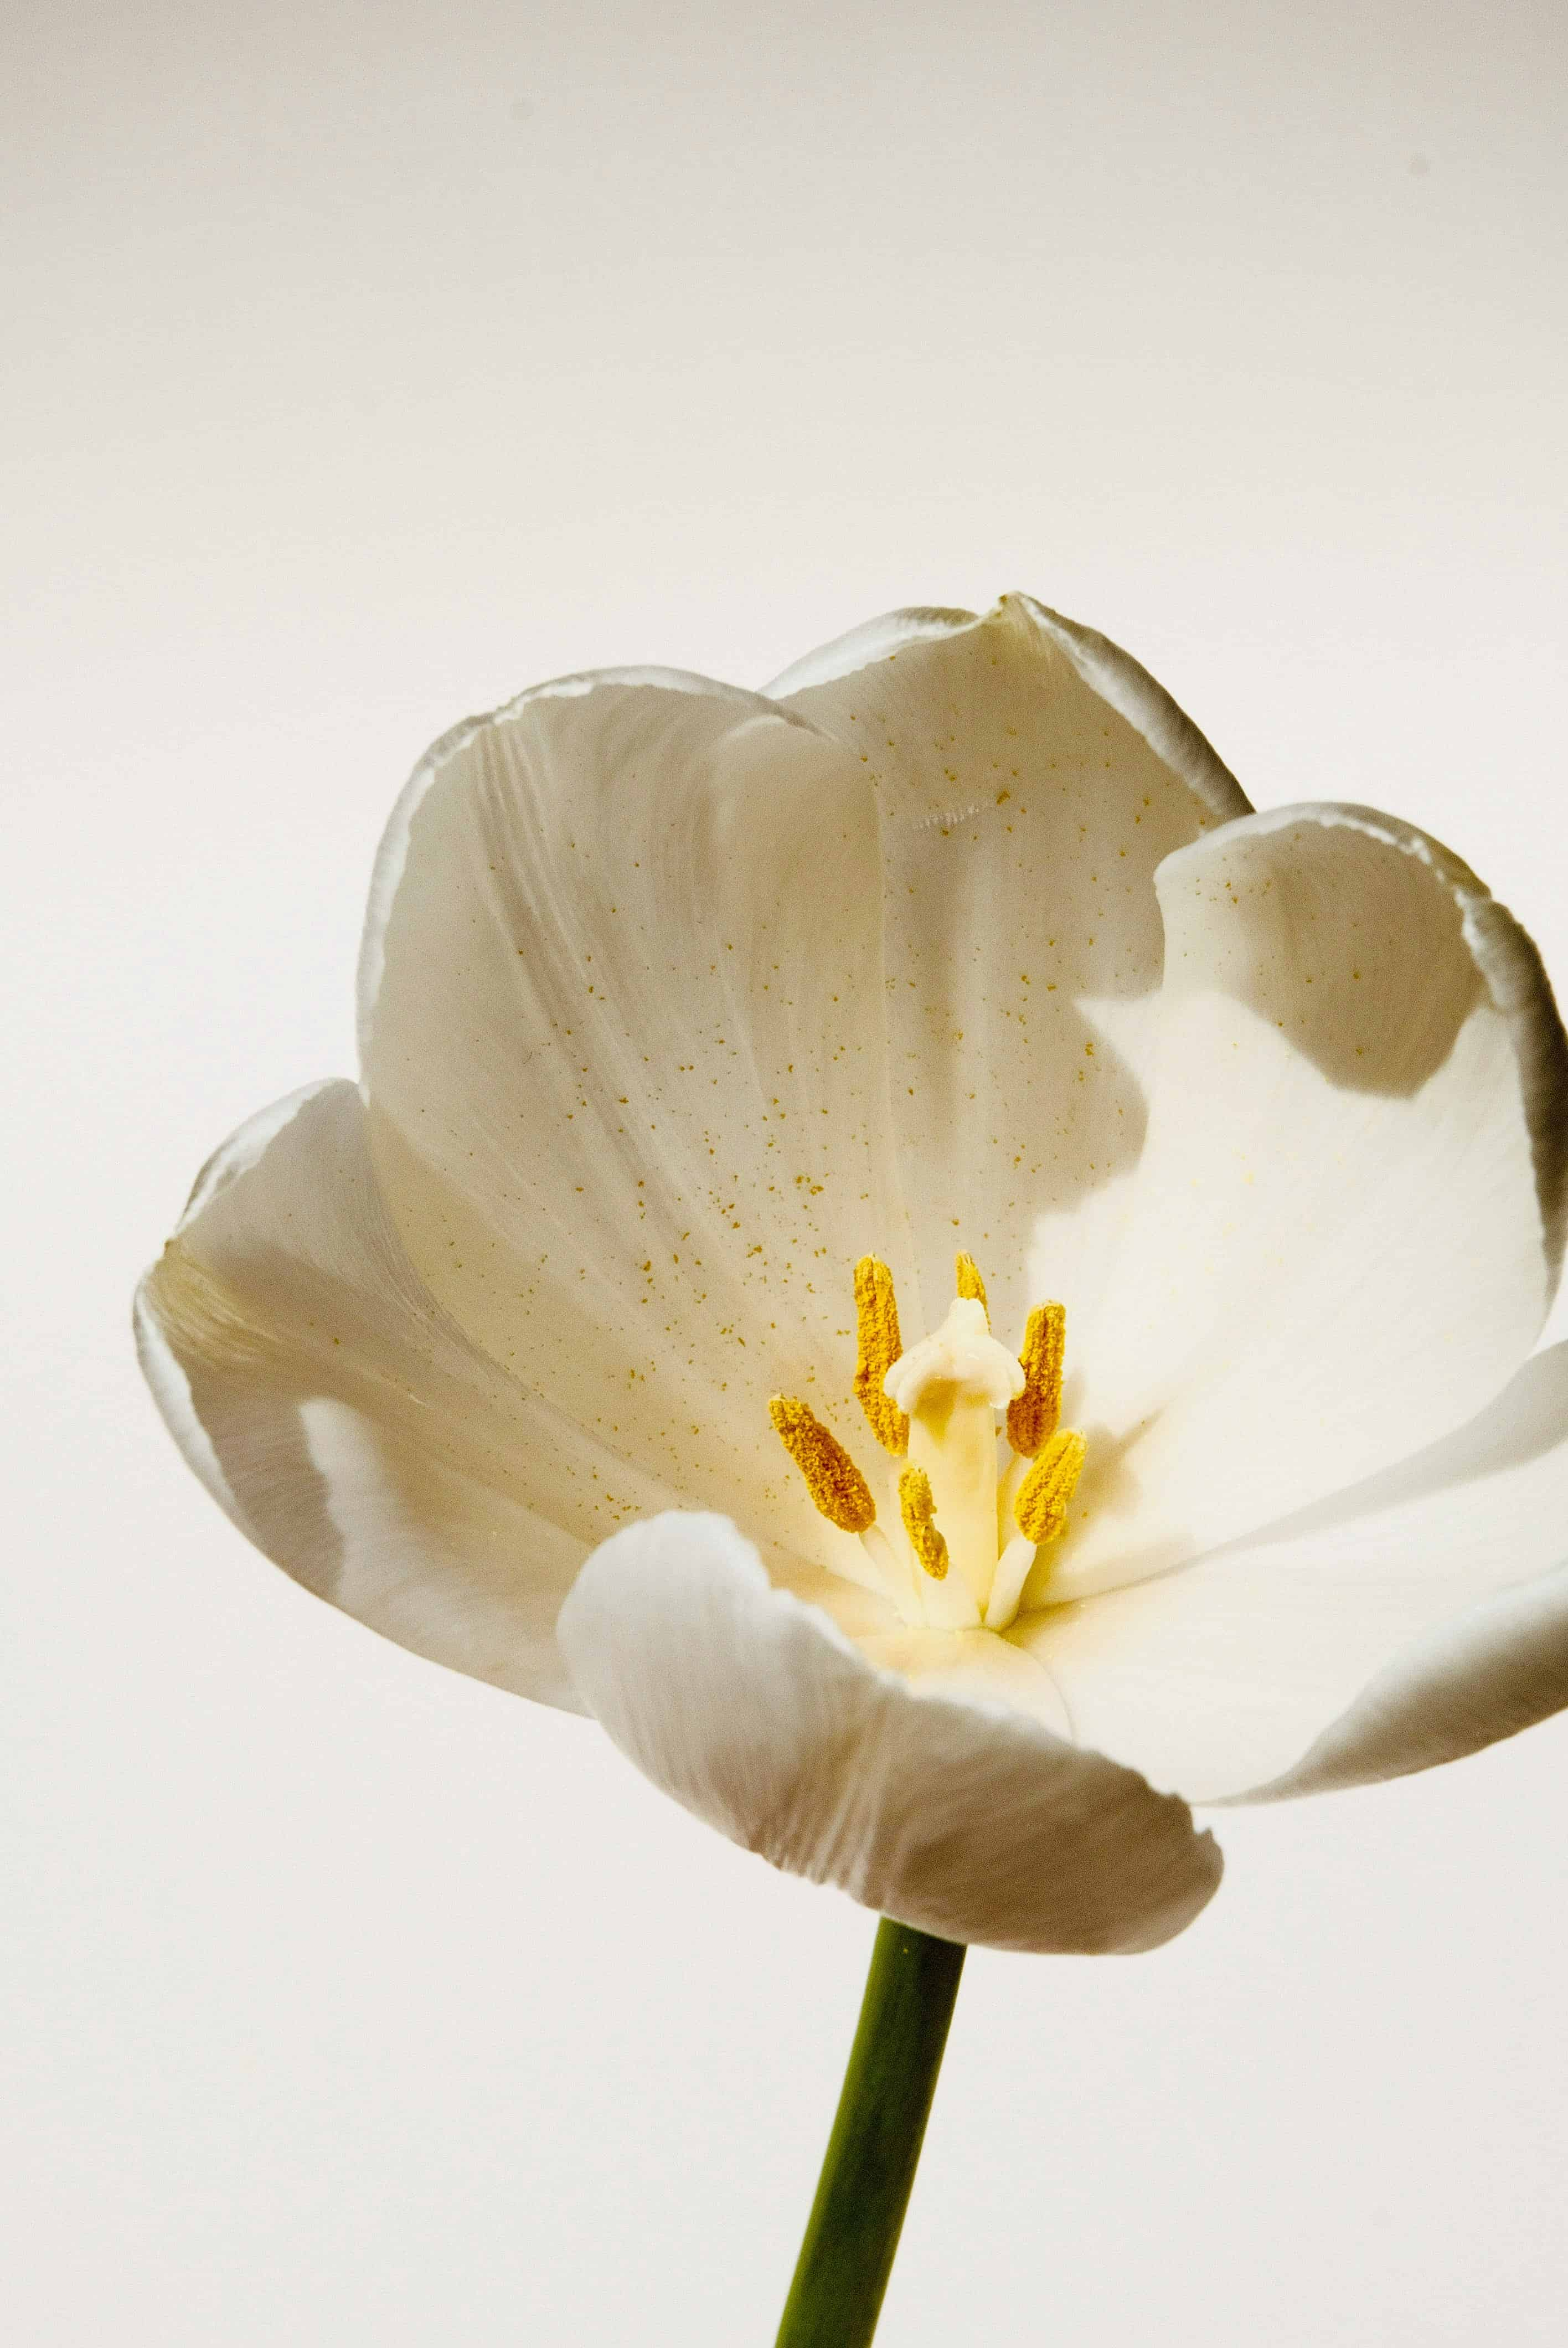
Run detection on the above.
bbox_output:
[1013,1428,1086,1544]
[853,1256,909,1454]
[954,1250,989,1324]
[898,1463,950,1581]
[1007,1302,1066,1457]
[768,1395,876,1533]
[984,1532,1040,1631]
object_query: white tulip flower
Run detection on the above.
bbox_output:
[137,595,1568,1970]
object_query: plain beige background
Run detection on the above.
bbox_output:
[7,1,1568,2338]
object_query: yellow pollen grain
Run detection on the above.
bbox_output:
[1008,1302,1066,1456]
[768,1395,876,1533]
[1013,1428,1086,1544]
[953,1250,989,1323]
[852,1255,909,1454]
[898,1463,950,1581]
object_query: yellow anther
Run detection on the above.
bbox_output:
[768,1396,876,1533]
[1007,1302,1066,1457]
[954,1250,989,1324]
[1013,1428,1086,1546]
[853,1256,909,1454]
[898,1463,950,1582]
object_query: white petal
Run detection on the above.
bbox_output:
[853,1621,1074,1735]
[1251,1561,1568,1801]
[1045,803,1568,1602]
[770,594,1251,1341]
[139,1082,864,1708]
[1013,1342,1568,1801]
[558,1511,1223,1954]
[358,670,910,1572]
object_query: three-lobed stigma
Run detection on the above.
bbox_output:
[768,1252,1086,1631]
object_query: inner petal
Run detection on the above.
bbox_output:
[1042,805,1565,1605]
[359,672,915,1576]
[771,594,1250,1344]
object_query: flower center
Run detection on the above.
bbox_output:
[768,1254,1086,1634]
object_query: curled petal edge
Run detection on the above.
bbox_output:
[1225,1556,1568,1805]
[763,591,1251,826]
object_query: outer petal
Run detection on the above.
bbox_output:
[771,595,1251,1339]
[557,1511,1223,1954]
[138,1082,860,1709]
[1045,803,1568,1602]
[1013,1342,1568,1803]
[358,670,910,1574]
[1248,1562,1568,1801]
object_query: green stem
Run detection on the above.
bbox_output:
[775,1918,967,2347]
